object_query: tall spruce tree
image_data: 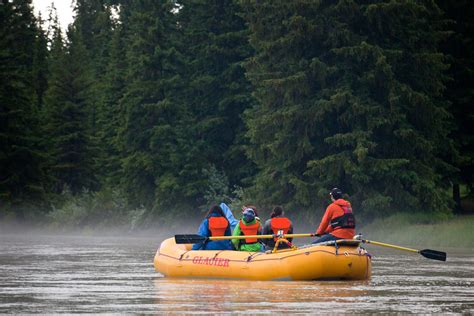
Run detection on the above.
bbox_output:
[72,0,116,186]
[437,0,474,212]
[117,0,185,211]
[96,18,127,187]
[73,0,113,74]
[43,25,98,194]
[241,0,455,216]
[32,13,49,109]
[176,0,255,204]
[0,0,47,218]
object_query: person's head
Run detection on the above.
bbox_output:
[206,204,225,218]
[270,206,284,218]
[329,187,343,201]
[242,204,258,217]
[242,208,256,222]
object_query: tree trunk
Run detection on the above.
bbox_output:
[453,183,462,214]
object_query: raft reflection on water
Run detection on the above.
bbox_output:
[152,278,370,313]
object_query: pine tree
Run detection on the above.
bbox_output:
[437,0,474,211]
[241,0,455,216]
[96,19,127,187]
[32,13,49,109]
[117,0,185,210]
[73,0,113,74]
[42,25,98,195]
[0,0,47,218]
[175,0,255,205]
[72,0,116,186]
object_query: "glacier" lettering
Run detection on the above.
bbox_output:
[192,256,230,267]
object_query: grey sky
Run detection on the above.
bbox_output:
[32,0,75,31]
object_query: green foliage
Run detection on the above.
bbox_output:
[72,0,117,187]
[32,14,49,109]
[42,26,98,194]
[436,0,474,197]
[95,20,127,187]
[202,165,232,208]
[47,187,130,229]
[1,0,472,229]
[116,0,186,211]
[240,0,457,217]
[202,165,244,211]
[0,0,48,218]
[177,0,255,189]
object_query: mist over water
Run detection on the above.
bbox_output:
[0,233,472,314]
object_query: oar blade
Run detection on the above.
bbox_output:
[420,249,447,261]
[175,234,207,244]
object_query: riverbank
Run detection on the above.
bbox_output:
[359,214,474,248]
[2,212,473,249]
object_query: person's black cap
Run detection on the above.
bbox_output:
[329,188,343,199]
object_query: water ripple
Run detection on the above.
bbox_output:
[0,234,472,314]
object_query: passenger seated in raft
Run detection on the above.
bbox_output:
[232,208,263,252]
[220,203,261,232]
[192,205,233,250]
[262,206,294,250]
[312,188,356,244]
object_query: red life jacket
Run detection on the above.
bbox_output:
[270,217,292,241]
[330,205,356,230]
[239,220,260,244]
[208,216,229,236]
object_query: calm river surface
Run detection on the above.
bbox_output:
[0,234,472,314]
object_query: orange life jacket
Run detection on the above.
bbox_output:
[270,217,292,241]
[208,216,229,236]
[239,220,260,244]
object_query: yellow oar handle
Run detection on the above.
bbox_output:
[208,233,315,241]
[362,239,419,253]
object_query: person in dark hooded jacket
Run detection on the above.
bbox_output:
[312,188,356,244]
[262,206,294,250]
[192,205,233,250]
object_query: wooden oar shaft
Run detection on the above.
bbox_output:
[362,239,419,253]
[208,233,314,241]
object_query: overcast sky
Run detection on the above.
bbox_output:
[32,0,75,31]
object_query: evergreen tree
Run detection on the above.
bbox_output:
[32,13,49,109]
[43,25,98,194]
[96,20,127,187]
[437,0,474,211]
[117,0,185,211]
[73,0,113,72]
[176,0,255,205]
[72,0,116,185]
[0,0,47,218]
[241,0,455,216]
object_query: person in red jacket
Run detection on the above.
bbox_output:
[312,188,356,244]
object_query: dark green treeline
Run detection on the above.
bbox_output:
[0,0,472,227]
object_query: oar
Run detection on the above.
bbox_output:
[175,233,315,244]
[361,239,447,261]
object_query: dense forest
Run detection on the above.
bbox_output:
[0,0,472,229]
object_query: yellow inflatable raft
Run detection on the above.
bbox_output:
[154,237,371,281]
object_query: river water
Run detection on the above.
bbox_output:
[0,234,472,314]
